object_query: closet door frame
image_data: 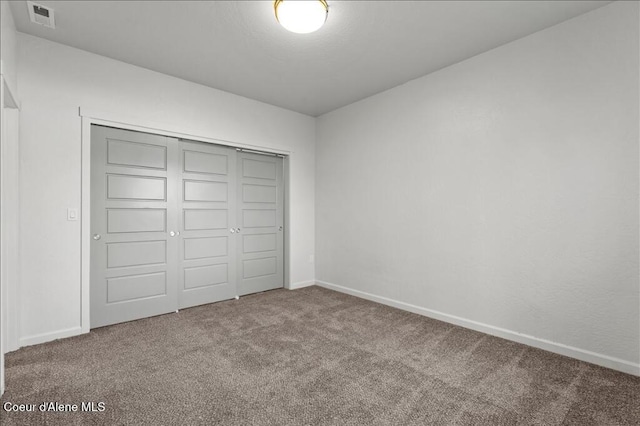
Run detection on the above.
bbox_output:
[80,110,291,333]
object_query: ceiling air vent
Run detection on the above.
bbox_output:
[27,1,55,29]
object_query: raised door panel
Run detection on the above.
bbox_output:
[107,272,167,303]
[106,208,167,233]
[183,209,228,231]
[242,184,277,203]
[107,175,167,200]
[184,180,227,202]
[184,237,228,260]
[107,240,167,268]
[242,158,277,180]
[107,139,167,170]
[184,150,227,175]
[243,210,276,228]
[243,257,277,279]
[242,233,277,254]
[184,264,228,290]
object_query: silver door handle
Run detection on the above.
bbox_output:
[169,231,176,237]
[279,226,283,231]
[236,228,241,233]
[230,228,236,233]
[93,234,101,240]
[176,231,180,236]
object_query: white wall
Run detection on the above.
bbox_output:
[316,1,639,374]
[1,0,18,97]
[16,33,315,345]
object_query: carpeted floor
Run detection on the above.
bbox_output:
[1,286,639,425]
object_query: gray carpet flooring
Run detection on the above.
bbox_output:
[1,286,639,425]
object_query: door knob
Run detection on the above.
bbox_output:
[169,231,176,237]
[230,228,236,233]
[236,228,241,233]
[279,226,283,231]
[92,234,101,240]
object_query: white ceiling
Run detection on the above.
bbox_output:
[9,1,611,116]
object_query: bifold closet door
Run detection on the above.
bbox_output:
[178,140,237,309]
[90,126,179,328]
[236,152,284,296]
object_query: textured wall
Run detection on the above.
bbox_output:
[316,1,639,370]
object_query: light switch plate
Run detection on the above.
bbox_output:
[67,208,78,221]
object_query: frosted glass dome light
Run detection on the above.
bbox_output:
[274,0,329,34]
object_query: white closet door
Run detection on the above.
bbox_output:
[236,152,284,296]
[90,125,179,328]
[91,127,284,328]
[178,140,237,309]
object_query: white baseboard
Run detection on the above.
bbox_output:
[316,280,640,377]
[18,326,84,349]
[288,280,316,290]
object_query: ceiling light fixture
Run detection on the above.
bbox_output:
[274,0,329,34]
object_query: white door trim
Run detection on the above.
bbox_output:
[80,107,293,333]
[1,75,20,396]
